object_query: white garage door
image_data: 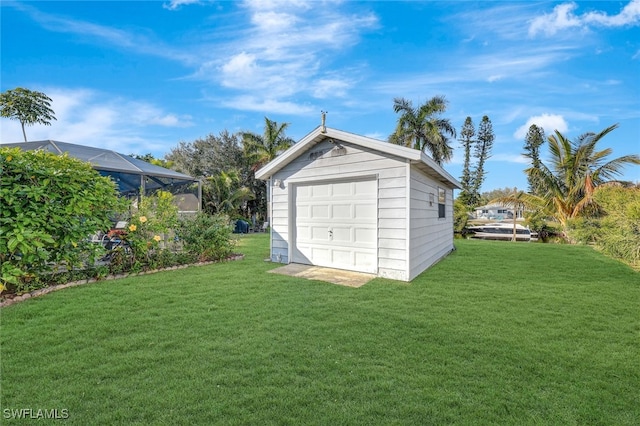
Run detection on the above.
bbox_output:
[293,178,377,273]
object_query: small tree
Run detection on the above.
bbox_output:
[0,88,56,142]
[457,116,476,208]
[472,116,494,199]
[523,124,545,196]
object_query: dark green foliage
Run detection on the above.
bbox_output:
[0,87,56,142]
[568,185,640,268]
[177,213,236,261]
[389,96,456,165]
[472,115,494,197]
[0,148,124,292]
[524,124,640,231]
[523,124,545,195]
[167,130,269,220]
[453,198,470,232]
[457,116,476,207]
[241,117,294,171]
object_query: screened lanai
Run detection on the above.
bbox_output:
[3,140,201,213]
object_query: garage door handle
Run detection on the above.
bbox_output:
[328,229,333,240]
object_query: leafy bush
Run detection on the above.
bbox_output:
[0,148,125,293]
[123,191,180,270]
[177,213,236,262]
[453,198,470,233]
[592,185,640,268]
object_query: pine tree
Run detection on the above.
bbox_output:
[523,124,545,196]
[472,116,494,204]
[457,117,476,207]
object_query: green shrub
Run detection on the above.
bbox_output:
[592,186,640,268]
[177,213,236,262]
[453,198,469,233]
[0,148,125,293]
[124,191,180,270]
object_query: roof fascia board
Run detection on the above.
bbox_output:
[418,152,462,189]
[255,126,422,180]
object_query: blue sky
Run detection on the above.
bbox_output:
[1,0,639,192]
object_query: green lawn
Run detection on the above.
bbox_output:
[1,234,638,425]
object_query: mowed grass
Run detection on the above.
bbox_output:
[1,234,638,425]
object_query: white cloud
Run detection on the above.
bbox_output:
[221,52,259,87]
[583,0,640,27]
[221,95,314,115]
[163,0,201,11]
[491,153,531,164]
[513,114,568,139]
[0,87,193,154]
[529,0,640,37]
[213,2,378,108]
[312,78,351,99]
[251,11,300,32]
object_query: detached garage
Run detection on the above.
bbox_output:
[255,126,461,282]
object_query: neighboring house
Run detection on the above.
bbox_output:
[474,204,523,220]
[2,140,201,213]
[255,126,461,282]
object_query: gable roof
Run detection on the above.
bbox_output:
[255,126,461,189]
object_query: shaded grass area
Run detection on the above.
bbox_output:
[1,234,638,424]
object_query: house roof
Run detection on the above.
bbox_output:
[255,126,462,189]
[2,140,194,181]
[2,140,199,197]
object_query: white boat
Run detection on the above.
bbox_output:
[467,223,532,241]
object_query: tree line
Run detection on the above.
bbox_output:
[3,87,639,266]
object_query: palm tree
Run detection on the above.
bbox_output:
[389,96,456,165]
[526,124,640,233]
[241,117,295,171]
[204,170,254,216]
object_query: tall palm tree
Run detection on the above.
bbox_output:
[389,96,456,165]
[241,117,295,171]
[526,123,640,232]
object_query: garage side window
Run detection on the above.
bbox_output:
[438,187,446,218]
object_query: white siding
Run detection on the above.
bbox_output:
[408,167,455,281]
[268,138,457,282]
[270,140,408,279]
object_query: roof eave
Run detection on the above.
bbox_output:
[255,127,461,190]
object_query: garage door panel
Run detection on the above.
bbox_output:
[311,226,330,241]
[311,204,329,219]
[354,227,376,245]
[293,178,378,274]
[332,204,352,219]
[297,205,310,219]
[332,181,351,196]
[331,226,352,243]
[311,184,330,197]
[311,246,330,263]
